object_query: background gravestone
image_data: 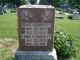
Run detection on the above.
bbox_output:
[61,0,69,12]
[0,6,3,15]
[72,10,80,20]
[17,5,55,51]
[3,5,7,13]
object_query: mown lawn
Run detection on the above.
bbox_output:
[0,12,18,60]
[0,12,18,39]
[0,12,80,60]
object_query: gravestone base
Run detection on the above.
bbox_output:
[15,48,57,60]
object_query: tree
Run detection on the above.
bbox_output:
[40,0,62,7]
[7,0,26,7]
[0,0,26,7]
[0,0,7,6]
[52,0,62,7]
[69,0,80,9]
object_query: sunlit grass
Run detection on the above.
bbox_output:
[0,12,18,39]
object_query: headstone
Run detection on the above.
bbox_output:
[61,0,69,12]
[3,5,7,13]
[17,5,55,51]
[0,5,3,15]
[15,5,57,60]
[72,10,80,20]
[61,3,69,12]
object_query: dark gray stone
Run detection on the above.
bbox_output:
[0,6,3,15]
[3,5,7,13]
[72,10,80,20]
[15,48,57,60]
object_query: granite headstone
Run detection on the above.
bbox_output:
[17,5,55,51]
[15,5,57,60]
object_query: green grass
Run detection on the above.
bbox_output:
[0,13,18,38]
[0,12,80,60]
[0,48,14,60]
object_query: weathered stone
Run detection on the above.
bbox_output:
[72,10,80,20]
[17,5,55,51]
[15,48,57,60]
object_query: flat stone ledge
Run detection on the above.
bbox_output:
[15,48,57,60]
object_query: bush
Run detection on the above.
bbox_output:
[54,31,76,58]
[68,15,73,19]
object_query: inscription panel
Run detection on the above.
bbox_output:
[21,23,52,46]
[18,5,55,51]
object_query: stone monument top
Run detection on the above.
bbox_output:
[19,5,54,8]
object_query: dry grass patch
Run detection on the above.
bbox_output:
[0,38,18,52]
[0,38,18,60]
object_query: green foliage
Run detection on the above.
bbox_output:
[40,0,80,9]
[39,0,50,5]
[68,15,73,19]
[0,0,26,7]
[8,0,26,7]
[69,0,80,9]
[0,0,7,6]
[54,31,76,58]
[40,0,62,7]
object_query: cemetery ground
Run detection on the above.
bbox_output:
[0,12,80,60]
